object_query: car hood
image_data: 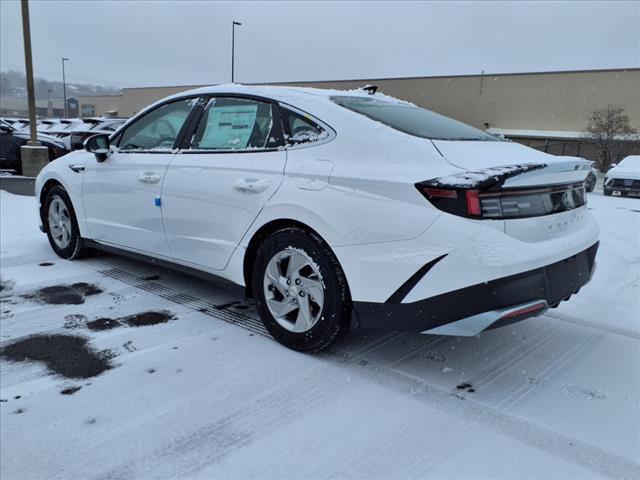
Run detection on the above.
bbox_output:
[607,165,640,180]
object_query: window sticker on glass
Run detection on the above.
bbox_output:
[199,104,259,149]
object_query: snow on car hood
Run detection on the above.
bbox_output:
[607,161,640,180]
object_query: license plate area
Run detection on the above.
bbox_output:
[545,251,591,303]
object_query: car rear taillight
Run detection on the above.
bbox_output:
[465,190,481,216]
[416,185,483,218]
[416,181,587,220]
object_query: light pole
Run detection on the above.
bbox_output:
[20,0,48,176]
[62,57,69,118]
[231,21,241,83]
[20,0,39,144]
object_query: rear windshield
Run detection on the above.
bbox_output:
[331,96,501,142]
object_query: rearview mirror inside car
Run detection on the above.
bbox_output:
[84,134,110,162]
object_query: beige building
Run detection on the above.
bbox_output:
[78,68,639,160]
[0,97,66,118]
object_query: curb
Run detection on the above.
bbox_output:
[0,176,36,197]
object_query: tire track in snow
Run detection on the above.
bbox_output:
[399,330,603,479]
[79,259,640,479]
[458,323,559,393]
[322,325,563,478]
[545,310,640,339]
[326,411,478,480]
[326,349,640,480]
[494,329,601,410]
[96,365,355,479]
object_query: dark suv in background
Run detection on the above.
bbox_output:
[0,120,68,175]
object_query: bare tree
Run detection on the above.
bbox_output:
[585,105,637,171]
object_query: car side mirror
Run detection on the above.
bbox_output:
[85,134,110,162]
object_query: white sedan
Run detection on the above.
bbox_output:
[35,85,599,351]
[604,155,640,197]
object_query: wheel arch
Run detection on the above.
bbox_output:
[38,179,64,225]
[243,218,345,298]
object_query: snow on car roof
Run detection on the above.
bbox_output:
[123,84,417,138]
[180,83,405,102]
[134,83,411,122]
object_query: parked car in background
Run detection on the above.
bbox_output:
[0,117,30,130]
[40,119,83,142]
[35,85,598,351]
[0,120,68,175]
[52,118,127,150]
[35,118,80,133]
[604,155,640,197]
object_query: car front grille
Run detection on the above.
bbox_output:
[610,178,640,189]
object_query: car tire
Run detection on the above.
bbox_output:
[43,185,86,259]
[603,188,612,196]
[253,227,351,352]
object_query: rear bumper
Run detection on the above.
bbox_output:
[353,242,598,335]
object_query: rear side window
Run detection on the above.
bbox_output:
[281,108,328,146]
[331,96,500,142]
[189,97,276,150]
[118,98,196,150]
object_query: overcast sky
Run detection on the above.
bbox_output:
[1,0,638,88]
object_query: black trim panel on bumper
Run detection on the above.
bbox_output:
[353,242,598,332]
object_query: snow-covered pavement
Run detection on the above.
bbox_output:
[1,189,639,480]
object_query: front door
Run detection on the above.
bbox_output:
[162,96,286,270]
[82,97,198,257]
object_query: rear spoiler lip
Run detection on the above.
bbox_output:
[420,163,547,191]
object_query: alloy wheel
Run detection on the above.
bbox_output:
[48,196,72,249]
[262,248,325,333]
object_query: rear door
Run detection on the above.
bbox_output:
[161,95,286,270]
[82,97,199,257]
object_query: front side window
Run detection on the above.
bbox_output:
[190,97,275,150]
[118,98,196,151]
[331,96,501,142]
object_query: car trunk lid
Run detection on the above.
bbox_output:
[417,141,593,241]
[432,140,591,187]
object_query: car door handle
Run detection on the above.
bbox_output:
[138,172,162,184]
[233,178,271,193]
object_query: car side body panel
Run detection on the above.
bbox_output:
[35,84,600,338]
[162,150,287,270]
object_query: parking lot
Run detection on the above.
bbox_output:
[1,186,639,480]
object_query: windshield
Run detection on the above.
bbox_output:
[619,156,640,169]
[331,96,501,142]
